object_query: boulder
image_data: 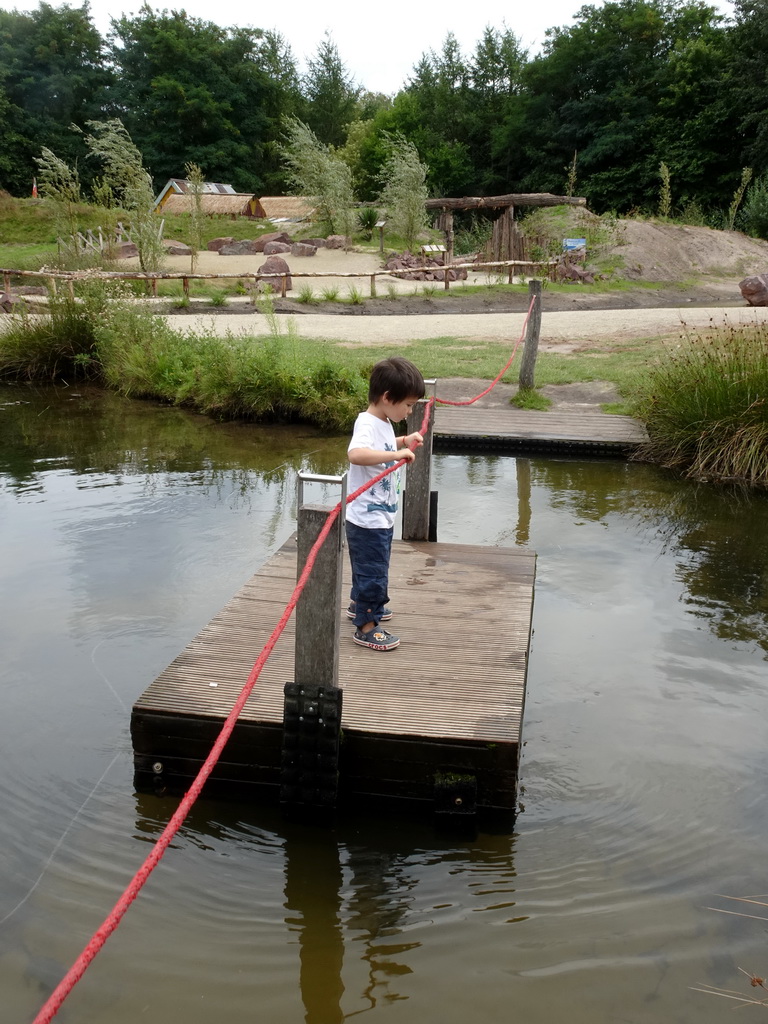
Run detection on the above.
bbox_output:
[163,239,192,256]
[254,231,291,252]
[300,238,327,248]
[219,239,261,255]
[556,258,595,284]
[262,240,291,255]
[207,236,235,252]
[111,241,139,259]
[0,291,23,313]
[325,234,348,249]
[739,273,768,306]
[290,242,317,257]
[257,255,292,291]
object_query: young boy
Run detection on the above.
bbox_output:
[346,357,425,651]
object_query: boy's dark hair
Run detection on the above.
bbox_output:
[368,357,425,404]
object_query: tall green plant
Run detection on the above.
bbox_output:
[280,116,356,238]
[33,148,92,269]
[185,160,205,272]
[377,135,429,252]
[79,118,165,272]
[658,161,672,219]
[727,166,753,230]
[741,175,768,239]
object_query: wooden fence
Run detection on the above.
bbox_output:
[1,256,559,302]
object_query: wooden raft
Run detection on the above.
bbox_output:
[132,533,536,818]
[434,405,648,453]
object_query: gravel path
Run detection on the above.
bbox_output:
[165,304,768,351]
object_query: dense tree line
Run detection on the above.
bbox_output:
[1,0,766,218]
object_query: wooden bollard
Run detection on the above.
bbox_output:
[182,277,189,298]
[518,279,542,391]
[281,473,346,818]
[370,273,376,298]
[295,498,343,687]
[402,392,435,541]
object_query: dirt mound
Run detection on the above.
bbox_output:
[606,219,768,282]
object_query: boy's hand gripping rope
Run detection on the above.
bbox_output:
[30,303,533,1023]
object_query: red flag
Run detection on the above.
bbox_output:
[32,177,38,198]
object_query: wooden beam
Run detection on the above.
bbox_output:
[425,192,586,211]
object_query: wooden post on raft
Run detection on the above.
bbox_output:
[401,390,436,542]
[293,474,346,688]
[281,473,346,818]
[518,279,542,391]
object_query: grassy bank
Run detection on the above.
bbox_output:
[3,285,768,487]
[0,286,368,431]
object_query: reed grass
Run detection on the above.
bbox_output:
[630,323,768,486]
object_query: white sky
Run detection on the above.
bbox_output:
[3,0,737,96]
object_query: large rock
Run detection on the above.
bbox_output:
[257,255,292,291]
[111,241,138,259]
[163,239,192,256]
[739,273,768,306]
[300,237,327,248]
[254,231,291,252]
[325,234,348,249]
[0,291,23,313]
[207,236,235,251]
[219,239,261,255]
[262,240,291,255]
[291,243,317,257]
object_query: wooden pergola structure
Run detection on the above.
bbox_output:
[425,192,587,264]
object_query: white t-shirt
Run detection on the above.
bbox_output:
[346,411,401,529]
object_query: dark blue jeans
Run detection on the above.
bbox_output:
[346,520,393,628]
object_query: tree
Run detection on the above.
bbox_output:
[280,117,356,237]
[106,7,292,192]
[725,0,768,176]
[519,0,732,212]
[302,33,360,148]
[377,135,429,251]
[0,2,109,195]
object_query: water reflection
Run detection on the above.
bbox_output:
[434,454,768,658]
[129,792,518,1022]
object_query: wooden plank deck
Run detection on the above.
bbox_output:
[434,404,648,453]
[132,534,536,817]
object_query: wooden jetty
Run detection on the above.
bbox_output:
[434,405,648,454]
[132,533,535,824]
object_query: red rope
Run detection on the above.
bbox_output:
[30,402,434,1024]
[435,294,535,406]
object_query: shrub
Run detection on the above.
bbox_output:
[357,207,379,239]
[741,176,768,240]
[631,324,768,487]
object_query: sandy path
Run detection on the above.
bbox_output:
[165,304,768,351]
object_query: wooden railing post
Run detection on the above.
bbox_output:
[294,473,346,688]
[401,390,435,542]
[281,473,346,818]
[518,279,542,391]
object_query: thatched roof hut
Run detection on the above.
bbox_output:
[159,193,261,218]
[254,196,315,221]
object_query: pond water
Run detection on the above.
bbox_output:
[2,382,768,1024]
